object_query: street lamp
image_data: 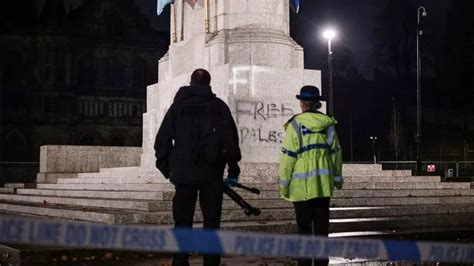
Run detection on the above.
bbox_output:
[322,28,336,116]
[416,6,427,175]
[370,136,378,164]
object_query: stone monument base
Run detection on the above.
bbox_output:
[0,146,473,237]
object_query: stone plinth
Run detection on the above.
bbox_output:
[37,146,142,183]
[142,0,322,175]
[142,65,322,172]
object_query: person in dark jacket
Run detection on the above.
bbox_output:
[154,68,241,266]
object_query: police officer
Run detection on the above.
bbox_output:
[279,85,343,266]
[154,69,241,266]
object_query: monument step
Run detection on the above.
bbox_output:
[343,182,471,189]
[343,175,440,182]
[331,196,474,207]
[238,163,385,177]
[6,188,461,203]
[57,175,440,185]
[330,213,474,233]
[0,194,300,211]
[0,187,16,194]
[57,176,160,184]
[16,189,164,200]
[341,170,412,177]
[9,187,474,203]
[216,213,474,234]
[342,164,382,171]
[3,200,474,233]
[333,188,474,198]
[15,188,279,201]
[99,166,142,173]
[3,191,474,215]
[36,183,170,191]
[77,172,162,179]
[36,181,473,191]
[130,204,474,224]
[76,170,409,180]
[0,202,118,224]
[228,188,474,199]
[0,194,167,211]
[79,163,398,180]
[4,183,36,189]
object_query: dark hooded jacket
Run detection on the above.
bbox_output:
[154,85,241,185]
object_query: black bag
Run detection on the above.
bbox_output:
[195,99,240,164]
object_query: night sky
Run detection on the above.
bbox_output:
[35,0,450,80]
[7,0,474,163]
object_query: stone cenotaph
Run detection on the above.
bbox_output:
[141,0,322,180]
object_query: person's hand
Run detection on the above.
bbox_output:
[224,177,238,187]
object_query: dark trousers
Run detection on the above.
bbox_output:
[293,197,330,266]
[172,179,224,266]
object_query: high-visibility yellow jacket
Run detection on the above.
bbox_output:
[279,111,343,202]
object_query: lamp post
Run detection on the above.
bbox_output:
[323,28,336,116]
[416,6,427,175]
[370,136,378,164]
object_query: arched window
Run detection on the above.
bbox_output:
[103,56,124,88]
[43,44,55,84]
[78,55,96,90]
[2,51,26,108]
[55,47,66,83]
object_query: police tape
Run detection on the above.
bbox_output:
[1,215,474,263]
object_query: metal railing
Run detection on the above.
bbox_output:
[380,160,474,179]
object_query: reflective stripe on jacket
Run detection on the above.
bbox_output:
[279,112,343,202]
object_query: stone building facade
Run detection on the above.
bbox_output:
[0,0,168,166]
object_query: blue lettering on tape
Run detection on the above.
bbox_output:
[89,225,119,247]
[256,237,275,256]
[28,221,60,245]
[173,228,223,254]
[303,239,322,257]
[0,218,23,242]
[122,227,167,250]
[384,240,420,261]
[65,223,87,246]
[345,241,380,259]
[234,235,256,255]
[323,240,345,257]
[5,215,474,264]
[281,238,302,257]
[464,246,474,262]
